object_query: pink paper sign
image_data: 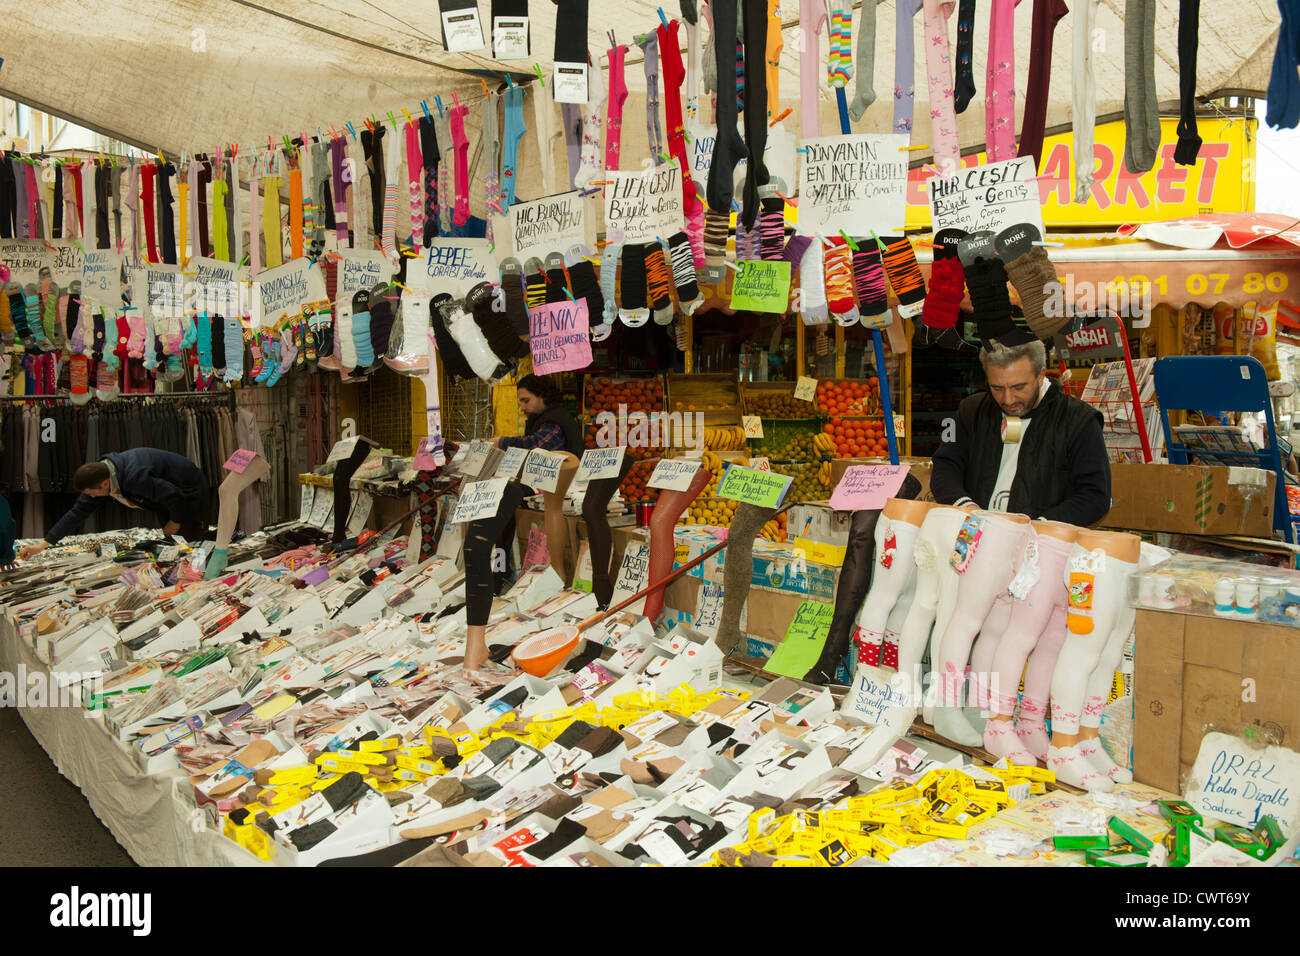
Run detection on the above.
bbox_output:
[529,299,592,375]
[223,449,258,473]
[829,464,911,512]
[414,435,444,471]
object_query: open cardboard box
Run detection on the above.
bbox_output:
[1102,464,1276,537]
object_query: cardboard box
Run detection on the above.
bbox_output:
[662,575,828,653]
[1101,464,1275,537]
[830,457,933,502]
[1132,609,1300,793]
[701,541,840,601]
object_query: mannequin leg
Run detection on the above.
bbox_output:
[1016,605,1066,761]
[716,501,780,654]
[878,571,917,671]
[464,482,531,670]
[848,514,922,670]
[896,509,966,709]
[1077,602,1137,782]
[205,456,271,579]
[1048,552,1136,791]
[923,517,968,726]
[581,455,635,608]
[541,454,580,582]
[331,440,372,541]
[643,467,711,622]
[968,593,1013,711]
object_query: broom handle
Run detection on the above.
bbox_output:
[575,501,796,633]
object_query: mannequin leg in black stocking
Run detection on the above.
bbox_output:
[716,502,778,655]
[581,454,636,608]
[464,481,532,670]
[331,441,372,542]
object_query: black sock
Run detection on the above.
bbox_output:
[210,312,226,372]
[500,266,531,337]
[1174,0,1203,165]
[582,455,635,608]
[368,294,396,358]
[524,258,548,310]
[437,0,481,49]
[619,244,649,312]
[706,0,748,214]
[332,440,372,541]
[739,0,769,230]
[567,257,604,325]
[553,0,589,63]
[954,0,978,114]
[544,254,570,304]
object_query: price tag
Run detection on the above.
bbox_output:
[829,465,911,511]
[519,449,570,494]
[794,376,818,402]
[492,15,529,58]
[414,435,442,471]
[496,445,529,479]
[693,582,725,636]
[749,457,772,472]
[441,6,485,52]
[451,479,510,524]
[552,62,589,104]
[326,438,361,465]
[742,415,764,439]
[892,414,905,439]
[223,449,258,473]
[457,440,494,477]
[717,465,793,508]
[575,447,627,482]
[648,458,704,492]
[308,494,334,529]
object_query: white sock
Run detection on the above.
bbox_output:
[1048,743,1115,792]
[1079,734,1132,783]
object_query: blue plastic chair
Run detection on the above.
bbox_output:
[1152,356,1294,543]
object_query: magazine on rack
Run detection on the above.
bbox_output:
[1077,359,1164,463]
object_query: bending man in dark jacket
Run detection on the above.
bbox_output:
[17,448,209,558]
[931,339,1112,526]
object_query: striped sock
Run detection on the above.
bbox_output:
[880,236,927,317]
[852,247,890,329]
[759,197,786,260]
[599,237,622,326]
[646,243,675,325]
[824,238,859,326]
[618,244,650,327]
[524,258,548,310]
[667,231,702,314]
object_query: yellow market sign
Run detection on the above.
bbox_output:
[904,116,1255,230]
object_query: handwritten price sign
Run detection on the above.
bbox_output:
[451,479,509,524]
[575,447,627,482]
[729,260,792,313]
[798,133,910,236]
[717,465,793,508]
[829,465,911,511]
[648,458,704,491]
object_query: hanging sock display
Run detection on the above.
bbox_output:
[491,0,530,58]
[798,0,827,139]
[985,0,1019,162]
[1266,0,1300,129]
[434,110,455,233]
[738,0,770,230]
[823,237,859,326]
[498,260,531,336]
[800,239,828,325]
[1174,0,1203,164]
[404,118,425,249]
[618,243,651,327]
[847,0,878,121]
[533,76,559,195]
[659,18,705,269]
[524,257,548,309]
[953,0,978,113]
[922,252,967,331]
[880,236,928,318]
[1072,0,1099,201]
[574,68,608,190]
[893,0,923,135]
[500,85,527,209]
[551,0,590,104]
[1017,0,1069,172]
[666,231,702,314]
[921,0,961,175]
[758,196,785,260]
[598,230,622,327]
[1123,0,1162,173]
[646,242,676,325]
[565,248,604,323]
[449,101,471,226]
[262,171,283,268]
[640,32,665,161]
[419,113,441,245]
[852,246,890,328]
[707,0,748,214]
[483,93,501,247]
[604,42,629,178]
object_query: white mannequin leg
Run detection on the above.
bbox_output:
[969,592,1013,711]
[852,515,920,668]
[879,570,918,672]
[894,507,967,716]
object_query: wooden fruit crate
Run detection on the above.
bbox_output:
[739,381,819,420]
[666,372,743,426]
[582,374,666,417]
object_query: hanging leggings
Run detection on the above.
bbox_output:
[581,454,636,608]
[465,481,533,626]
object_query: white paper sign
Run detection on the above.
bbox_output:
[141,263,185,320]
[326,438,361,465]
[927,157,1045,237]
[451,478,509,524]
[693,582,725,636]
[0,238,50,286]
[308,493,334,529]
[497,445,529,479]
[442,6,485,52]
[506,191,586,258]
[840,666,915,725]
[797,134,910,236]
[455,440,495,478]
[520,448,570,494]
[299,485,314,522]
[254,258,328,327]
[416,238,495,295]
[604,166,685,244]
[338,250,394,297]
[688,123,797,197]
[1186,731,1300,833]
[794,377,818,402]
[552,62,590,104]
[188,256,245,315]
[47,239,84,286]
[492,15,529,57]
[347,493,373,537]
[742,416,764,439]
[576,447,627,482]
[648,458,704,492]
[609,541,651,613]
[81,249,124,308]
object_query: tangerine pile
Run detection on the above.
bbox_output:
[584,376,663,415]
[823,417,890,458]
[584,423,661,461]
[815,378,880,416]
[619,459,659,503]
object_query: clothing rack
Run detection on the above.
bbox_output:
[0,391,234,403]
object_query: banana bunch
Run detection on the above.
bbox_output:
[819,460,832,486]
[702,450,722,473]
[703,426,746,450]
[813,432,837,458]
[760,513,788,542]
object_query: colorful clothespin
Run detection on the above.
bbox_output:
[840,230,859,251]
[867,230,885,251]
[505,74,515,90]
[346,122,357,140]
[657,7,669,27]
[532,63,545,87]
[420,100,432,121]
[435,95,445,116]
[480,78,490,98]
[451,92,460,108]
[769,108,792,127]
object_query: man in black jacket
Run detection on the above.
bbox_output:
[17,448,209,558]
[931,340,1111,526]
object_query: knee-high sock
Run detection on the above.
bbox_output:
[1122,0,1160,174]
[215,456,270,551]
[331,440,373,541]
[643,467,711,622]
[582,454,636,608]
[541,455,580,582]
[716,501,779,654]
[738,0,769,230]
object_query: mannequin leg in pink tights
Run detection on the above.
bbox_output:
[1076,602,1136,783]
[982,533,1074,764]
[642,467,711,622]
[205,455,271,579]
[1049,549,1138,792]
[1016,606,1067,761]
[968,593,1013,710]
[895,507,968,712]
[934,514,1031,745]
[852,514,921,669]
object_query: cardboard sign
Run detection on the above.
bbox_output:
[927,157,1046,237]
[749,457,771,472]
[552,62,589,104]
[0,238,49,286]
[223,450,258,473]
[794,376,818,402]
[347,493,373,537]
[417,238,495,295]
[829,465,911,511]
[520,448,570,493]
[688,123,797,199]
[797,134,910,236]
[299,485,314,522]
[717,465,793,508]
[529,299,592,375]
[81,249,124,308]
[338,250,395,297]
[46,239,84,286]
[764,601,834,678]
[455,440,495,478]
[840,665,917,725]
[254,258,328,327]
[308,492,334,529]
[506,191,586,258]
[1186,731,1300,832]
[141,263,185,320]
[729,260,792,313]
[496,445,530,479]
[742,416,764,439]
[576,447,627,482]
[492,14,529,57]
[609,542,651,613]
[649,458,704,492]
[693,582,726,636]
[604,166,684,244]
[188,257,245,315]
[451,479,510,524]
[325,438,362,465]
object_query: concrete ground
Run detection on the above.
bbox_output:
[0,705,135,866]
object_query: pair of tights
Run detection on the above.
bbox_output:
[465,481,533,626]
[642,467,711,622]
[581,454,636,608]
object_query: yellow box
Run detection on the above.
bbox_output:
[912,816,969,839]
[748,808,777,841]
[359,737,401,753]
[333,749,389,766]
[398,745,433,759]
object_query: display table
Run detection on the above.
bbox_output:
[0,616,270,868]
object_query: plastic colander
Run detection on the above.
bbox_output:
[511,625,581,677]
